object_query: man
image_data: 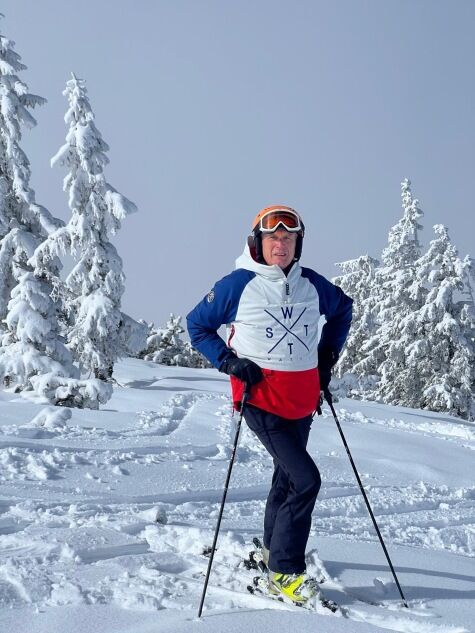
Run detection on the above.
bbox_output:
[187,205,352,604]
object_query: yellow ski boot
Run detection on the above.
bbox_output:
[268,571,318,605]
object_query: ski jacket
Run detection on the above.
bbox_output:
[186,244,352,419]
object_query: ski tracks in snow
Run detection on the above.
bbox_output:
[312,405,475,559]
[0,388,264,614]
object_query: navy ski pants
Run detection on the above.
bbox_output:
[244,404,321,574]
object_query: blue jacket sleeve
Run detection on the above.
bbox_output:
[301,268,353,354]
[186,269,255,370]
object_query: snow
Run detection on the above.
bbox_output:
[0,357,473,633]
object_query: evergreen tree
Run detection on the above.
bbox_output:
[0,20,95,403]
[370,179,425,402]
[142,314,185,365]
[459,255,475,347]
[0,22,50,324]
[141,314,212,368]
[410,225,475,419]
[333,254,380,392]
[40,73,137,381]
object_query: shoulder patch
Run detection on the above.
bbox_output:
[207,290,215,303]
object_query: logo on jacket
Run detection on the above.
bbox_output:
[264,306,309,355]
[207,290,215,303]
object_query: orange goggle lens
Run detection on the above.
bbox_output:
[259,210,301,232]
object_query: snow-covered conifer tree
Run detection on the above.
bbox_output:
[333,254,380,392]
[459,255,475,347]
[368,179,425,402]
[141,314,212,368]
[41,74,137,381]
[0,22,48,325]
[142,314,185,365]
[0,21,95,403]
[407,225,475,419]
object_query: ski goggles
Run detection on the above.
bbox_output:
[257,209,303,233]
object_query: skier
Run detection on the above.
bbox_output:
[187,205,352,605]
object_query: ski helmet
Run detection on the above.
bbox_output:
[248,205,305,263]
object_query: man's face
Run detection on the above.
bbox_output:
[261,229,297,268]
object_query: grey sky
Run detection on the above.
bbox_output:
[2,1,474,326]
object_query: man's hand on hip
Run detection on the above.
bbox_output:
[220,356,264,385]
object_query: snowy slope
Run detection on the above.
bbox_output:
[0,358,473,633]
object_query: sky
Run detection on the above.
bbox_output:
[2,0,474,327]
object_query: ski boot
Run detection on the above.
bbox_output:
[268,570,319,605]
[270,570,339,612]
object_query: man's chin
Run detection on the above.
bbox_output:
[264,255,291,267]
[274,259,290,268]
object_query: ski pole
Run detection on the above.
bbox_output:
[324,392,409,609]
[198,383,251,618]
